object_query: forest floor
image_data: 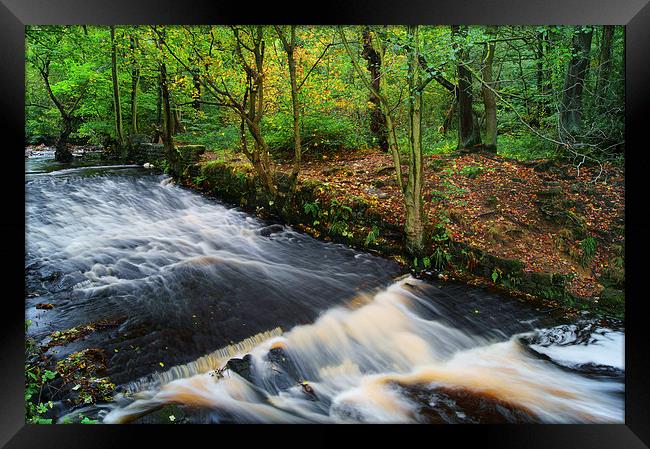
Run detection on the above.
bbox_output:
[204,148,624,299]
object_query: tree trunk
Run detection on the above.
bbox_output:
[404,25,425,256]
[596,25,614,103]
[158,36,174,155]
[560,26,593,140]
[129,35,140,135]
[172,109,185,134]
[38,60,74,162]
[452,25,482,150]
[339,25,424,255]
[440,94,457,134]
[481,29,497,153]
[110,26,126,157]
[536,28,551,116]
[233,26,278,197]
[55,120,73,162]
[361,27,388,151]
[287,27,302,191]
[192,70,202,111]
[154,77,162,143]
[275,25,302,191]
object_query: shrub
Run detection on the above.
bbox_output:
[263,112,369,154]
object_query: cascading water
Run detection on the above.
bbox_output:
[25,157,624,424]
[102,277,623,424]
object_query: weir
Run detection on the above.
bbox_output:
[103,277,623,424]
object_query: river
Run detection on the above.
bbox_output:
[25,152,624,424]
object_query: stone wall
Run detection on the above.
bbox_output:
[130,143,165,165]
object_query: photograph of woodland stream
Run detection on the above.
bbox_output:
[25,25,625,424]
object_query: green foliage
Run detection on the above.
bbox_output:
[25,25,624,166]
[25,320,57,424]
[327,200,354,238]
[80,416,100,424]
[430,169,468,204]
[364,225,380,247]
[235,171,247,185]
[420,131,458,156]
[579,237,597,266]
[431,212,451,242]
[303,201,321,226]
[431,247,451,270]
[264,113,369,155]
[497,133,558,161]
[176,120,240,152]
[458,164,485,178]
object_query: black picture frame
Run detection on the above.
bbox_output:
[2,0,649,447]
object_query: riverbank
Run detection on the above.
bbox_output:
[24,146,625,424]
[167,145,624,320]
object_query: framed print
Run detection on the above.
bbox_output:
[1,0,649,447]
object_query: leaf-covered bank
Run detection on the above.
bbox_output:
[170,146,624,319]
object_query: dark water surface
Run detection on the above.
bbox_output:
[25,155,624,424]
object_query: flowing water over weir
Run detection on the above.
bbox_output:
[25,155,624,424]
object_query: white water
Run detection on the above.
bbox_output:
[25,164,624,424]
[529,326,624,370]
[104,278,624,424]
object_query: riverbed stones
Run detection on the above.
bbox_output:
[259,224,285,237]
[226,354,254,382]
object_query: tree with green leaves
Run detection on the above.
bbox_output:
[340,25,440,255]
[26,26,94,161]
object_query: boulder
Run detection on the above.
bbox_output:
[259,224,284,237]
[226,354,253,382]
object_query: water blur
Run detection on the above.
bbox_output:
[25,158,624,424]
[103,278,623,424]
[26,166,400,384]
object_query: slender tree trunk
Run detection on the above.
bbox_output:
[481,28,497,153]
[338,26,404,206]
[361,27,388,151]
[275,25,302,191]
[536,32,544,95]
[192,72,202,110]
[160,65,173,153]
[287,28,302,191]
[404,25,425,256]
[155,78,162,143]
[110,26,125,156]
[596,25,614,103]
[452,25,481,150]
[339,25,425,255]
[536,28,551,116]
[560,26,593,140]
[158,35,174,155]
[440,95,457,134]
[172,109,185,134]
[129,35,140,135]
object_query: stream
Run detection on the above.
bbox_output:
[25,151,625,424]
